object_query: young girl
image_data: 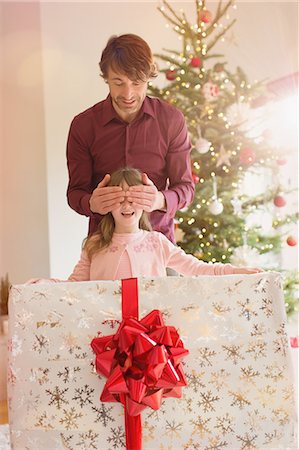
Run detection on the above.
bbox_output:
[68,168,261,281]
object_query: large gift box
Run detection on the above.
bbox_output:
[8,273,297,449]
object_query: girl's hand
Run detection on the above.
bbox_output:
[232,267,263,274]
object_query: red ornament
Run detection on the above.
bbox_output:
[274,195,286,208]
[239,148,256,165]
[190,57,202,68]
[192,173,200,184]
[286,236,297,247]
[198,9,212,23]
[165,70,177,81]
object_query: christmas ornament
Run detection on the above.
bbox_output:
[239,147,256,165]
[208,177,223,215]
[208,199,223,215]
[286,236,297,247]
[274,195,286,208]
[165,70,177,81]
[216,145,231,167]
[192,173,200,184]
[230,245,260,267]
[195,138,211,154]
[198,9,212,23]
[231,196,242,215]
[202,82,219,101]
[190,57,202,68]
[226,102,251,131]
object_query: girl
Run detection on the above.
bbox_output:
[68,168,261,281]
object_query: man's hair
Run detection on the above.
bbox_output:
[99,34,158,81]
[83,167,152,259]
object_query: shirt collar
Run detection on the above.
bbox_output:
[102,95,156,126]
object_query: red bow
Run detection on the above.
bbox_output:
[91,278,189,450]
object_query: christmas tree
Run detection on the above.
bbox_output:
[148,0,298,316]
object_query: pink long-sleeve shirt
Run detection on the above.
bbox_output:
[68,230,235,281]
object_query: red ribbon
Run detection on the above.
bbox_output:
[91,278,189,450]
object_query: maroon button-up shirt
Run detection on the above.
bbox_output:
[66,95,194,243]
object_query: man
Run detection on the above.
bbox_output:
[66,34,194,243]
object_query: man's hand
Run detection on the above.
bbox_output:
[126,173,166,212]
[89,174,125,215]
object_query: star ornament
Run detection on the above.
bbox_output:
[216,145,231,167]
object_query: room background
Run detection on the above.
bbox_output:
[1,0,298,284]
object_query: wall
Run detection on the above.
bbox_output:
[0,2,50,284]
[1,1,298,282]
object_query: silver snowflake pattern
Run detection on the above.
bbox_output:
[35,411,55,430]
[58,366,81,384]
[182,396,193,413]
[211,301,231,316]
[60,433,74,449]
[246,340,267,360]
[183,438,202,449]
[274,323,288,356]
[215,413,234,435]
[164,420,183,438]
[244,409,266,433]
[237,298,257,321]
[210,369,230,392]
[253,277,269,294]
[197,347,217,367]
[256,385,276,407]
[76,430,99,450]
[46,385,69,409]
[236,432,258,450]
[204,435,228,450]
[260,297,273,317]
[16,309,33,329]
[101,318,121,329]
[72,384,94,408]
[29,367,50,385]
[198,390,220,412]
[107,426,126,449]
[59,407,83,430]
[32,334,49,354]
[272,407,290,426]
[222,344,244,365]
[186,370,205,392]
[250,323,266,337]
[263,429,283,445]
[92,404,115,427]
[143,420,156,442]
[36,310,63,329]
[190,416,211,438]
[146,404,166,420]
[264,364,284,382]
[239,366,260,385]
[11,334,22,356]
[229,390,251,409]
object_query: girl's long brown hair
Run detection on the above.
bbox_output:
[84,168,152,259]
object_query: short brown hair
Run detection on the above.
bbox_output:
[99,34,157,82]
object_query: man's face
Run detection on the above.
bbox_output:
[106,69,148,122]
